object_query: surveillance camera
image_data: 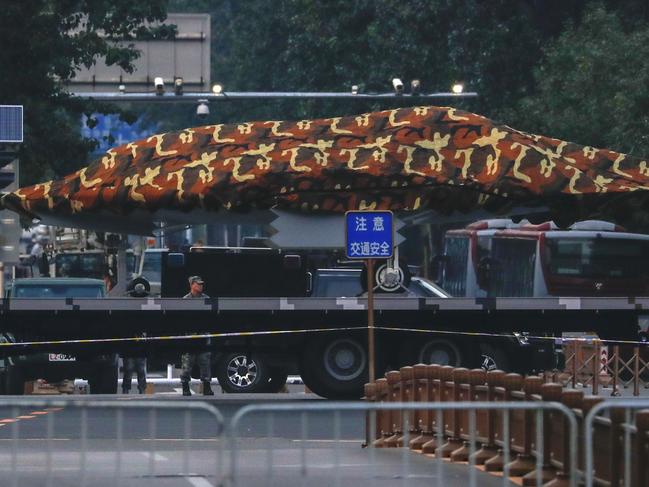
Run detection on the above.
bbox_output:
[196,100,209,118]
[154,77,164,95]
[174,77,183,96]
[410,79,421,95]
[392,78,404,95]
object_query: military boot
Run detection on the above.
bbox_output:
[182,382,192,396]
[202,381,214,396]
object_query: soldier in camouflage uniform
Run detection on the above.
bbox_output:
[180,276,214,396]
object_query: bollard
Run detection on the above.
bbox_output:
[439,368,469,458]
[450,368,486,462]
[421,365,453,455]
[383,370,403,448]
[521,382,562,485]
[384,366,414,448]
[544,389,583,486]
[635,410,649,487]
[412,364,442,453]
[471,370,506,465]
[507,376,543,477]
[409,364,432,450]
[485,372,524,472]
[373,377,391,448]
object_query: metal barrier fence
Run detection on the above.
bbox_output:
[585,399,649,487]
[227,401,578,487]
[561,339,649,396]
[0,398,225,487]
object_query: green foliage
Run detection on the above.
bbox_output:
[519,5,649,157]
[0,0,170,184]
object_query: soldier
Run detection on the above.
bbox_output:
[122,355,147,394]
[180,276,214,396]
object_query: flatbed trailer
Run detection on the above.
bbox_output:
[0,296,644,398]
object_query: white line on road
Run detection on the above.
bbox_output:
[185,477,214,487]
[139,452,169,462]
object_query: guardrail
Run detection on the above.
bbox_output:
[0,398,225,487]
[227,400,576,487]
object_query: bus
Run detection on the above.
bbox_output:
[439,219,649,298]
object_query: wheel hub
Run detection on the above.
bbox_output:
[227,355,258,387]
[324,339,367,381]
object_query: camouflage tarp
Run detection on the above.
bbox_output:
[3,106,648,228]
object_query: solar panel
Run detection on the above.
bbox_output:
[0,105,23,143]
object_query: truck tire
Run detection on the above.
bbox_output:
[216,352,270,393]
[265,368,289,393]
[5,365,25,395]
[89,364,118,394]
[300,335,368,399]
[401,337,464,367]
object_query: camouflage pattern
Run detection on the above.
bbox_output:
[122,357,147,393]
[180,351,211,383]
[3,105,649,225]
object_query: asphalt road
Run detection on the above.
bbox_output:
[0,393,515,487]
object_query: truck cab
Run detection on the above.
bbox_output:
[1,278,118,395]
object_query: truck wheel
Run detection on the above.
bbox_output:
[417,338,463,367]
[265,368,289,393]
[216,352,270,393]
[89,364,118,394]
[5,365,25,395]
[300,335,368,399]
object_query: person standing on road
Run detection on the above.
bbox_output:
[180,276,214,396]
[122,355,147,394]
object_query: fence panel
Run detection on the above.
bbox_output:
[0,398,224,486]
[584,399,649,487]
[227,401,577,487]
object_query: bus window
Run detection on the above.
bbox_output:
[546,237,649,279]
[488,238,536,297]
[441,236,469,296]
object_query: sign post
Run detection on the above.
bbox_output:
[345,210,394,383]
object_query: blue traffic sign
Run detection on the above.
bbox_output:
[345,211,394,259]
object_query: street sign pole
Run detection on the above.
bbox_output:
[366,258,375,384]
[345,210,393,385]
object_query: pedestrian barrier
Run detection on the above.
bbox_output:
[0,398,225,487]
[584,399,649,487]
[3,382,647,486]
[561,339,649,396]
[227,400,577,487]
[366,364,649,486]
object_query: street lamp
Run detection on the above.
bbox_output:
[452,83,464,94]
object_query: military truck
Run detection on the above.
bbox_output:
[1,278,118,395]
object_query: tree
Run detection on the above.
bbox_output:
[519,5,649,157]
[0,1,171,185]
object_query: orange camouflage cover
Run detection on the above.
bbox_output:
[3,106,648,224]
